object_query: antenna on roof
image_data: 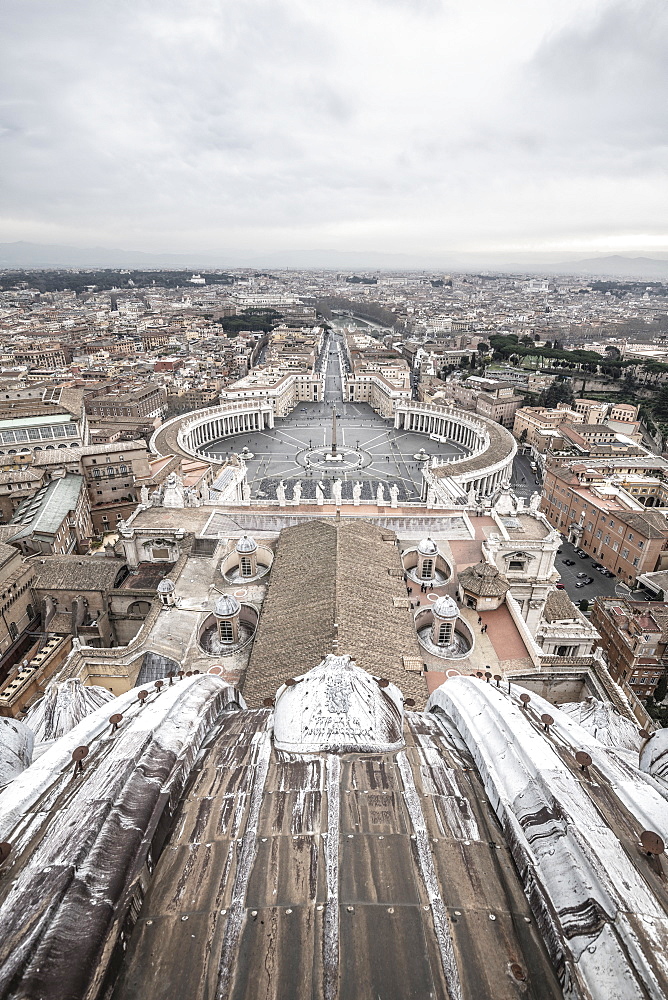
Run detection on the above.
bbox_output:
[109,713,123,733]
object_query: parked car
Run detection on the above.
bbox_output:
[591,563,601,570]
[555,582,566,589]
[576,572,588,579]
[576,550,589,559]
[604,570,615,578]
[575,580,590,588]
[557,548,563,554]
[562,558,576,566]
[584,577,594,584]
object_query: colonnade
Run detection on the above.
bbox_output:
[397,401,516,501]
[395,404,487,457]
[179,404,275,458]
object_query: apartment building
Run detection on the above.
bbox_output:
[512,406,583,451]
[591,597,668,700]
[448,376,524,428]
[85,384,167,420]
[541,467,668,583]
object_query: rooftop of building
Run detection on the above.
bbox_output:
[31,554,127,592]
[8,475,84,540]
[244,518,427,708]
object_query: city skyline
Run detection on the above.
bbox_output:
[1,0,667,257]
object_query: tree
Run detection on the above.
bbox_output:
[519,428,528,444]
[621,370,638,392]
[541,379,575,409]
[655,671,668,704]
[477,342,490,354]
[579,599,589,614]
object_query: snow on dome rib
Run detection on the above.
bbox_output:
[274,653,405,754]
[417,537,438,555]
[0,675,244,1000]
[236,534,257,553]
[640,729,668,786]
[427,676,668,1000]
[512,685,668,838]
[213,594,240,617]
[157,578,175,593]
[24,678,114,755]
[0,718,33,788]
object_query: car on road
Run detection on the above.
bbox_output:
[591,562,601,570]
[555,582,566,589]
[576,550,589,559]
[575,578,593,588]
[562,558,576,566]
[557,548,563,554]
[576,572,588,578]
[603,569,615,578]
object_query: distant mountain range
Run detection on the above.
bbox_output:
[1,240,668,279]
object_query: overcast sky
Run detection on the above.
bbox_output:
[1,0,666,256]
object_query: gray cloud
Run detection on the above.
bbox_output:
[0,0,666,254]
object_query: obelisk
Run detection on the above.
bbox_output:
[331,407,337,456]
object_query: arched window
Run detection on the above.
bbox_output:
[240,556,252,577]
[438,622,452,645]
[421,558,433,579]
[219,620,234,642]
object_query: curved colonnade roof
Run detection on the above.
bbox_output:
[0,659,666,1000]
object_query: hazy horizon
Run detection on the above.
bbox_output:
[2,0,667,258]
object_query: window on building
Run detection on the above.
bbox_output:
[596,529,602,539]
[421,559,433,579]
[604,534,610,544]
[638,540,644,548]
[633,557,640,567]
[622,548,629,559]
[509,560,525,571]
[219,620,234,643]
[613,542,619,552]
[618,525,624,534]
[438,622,453,645]
[240,556,253,577]
[8,622,17,640]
